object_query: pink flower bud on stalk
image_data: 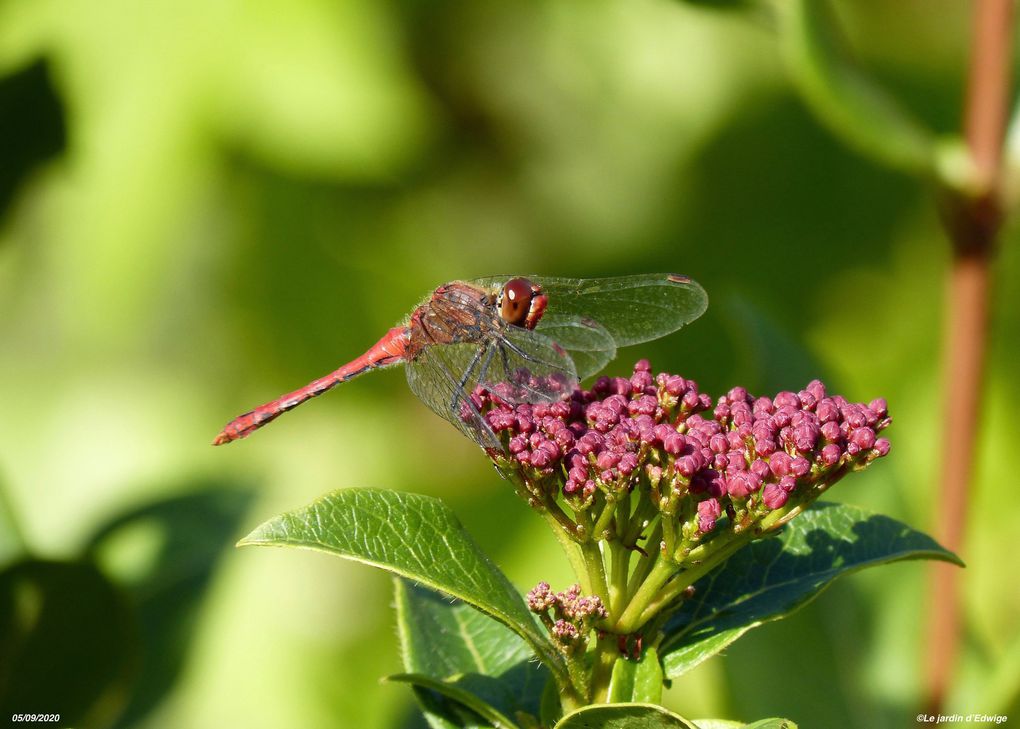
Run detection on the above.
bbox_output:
[474,361,890,545]
[527,582,607,653]
[476,361,890,635]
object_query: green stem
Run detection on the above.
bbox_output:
[622,498,656,547]
[546,499,581,534]
[634,532,752,628]
[589,633,618,704]
[661,513,677,558]
[613,555,677,634]
[590,494,618,540]
[625,519,662,602]
[607,540,630,622]
[564,653,591,705]
[541,510,592,596]
[617,489,633,533]
[581,541,610,607]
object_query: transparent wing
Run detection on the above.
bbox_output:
[405,342,501,450]
[530,315,615,380]
[469,273,708,348]
[479,326,578,403]
[404,326,579,450]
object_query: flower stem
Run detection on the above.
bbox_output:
[564,654,592,706]
[581,541,610,609]
[661,513,677,558]
[613,555,677,634]
[621,497,656,547]
[607,539,630,622]
[589,633,618,704]
[633,532,750,627]
[541,510,593,596]
[625,519,662,601]
[590,494,618,540]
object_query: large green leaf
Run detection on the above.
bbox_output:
[554,703,697,729]
[386,673,520,729]
[660,503,963,677]
[394,579,548,729]
[240,488,563,677]
[0,559,137,727]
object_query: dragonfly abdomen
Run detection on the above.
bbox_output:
[212,326,409,445]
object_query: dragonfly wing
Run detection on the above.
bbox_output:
[481,326,578,403]
[469,274,707,349]
[535,274,707,347]
[532,314,615,380]
[405,342,501,450]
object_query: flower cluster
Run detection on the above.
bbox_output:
[471,360,890,544]
[527,582,607,654]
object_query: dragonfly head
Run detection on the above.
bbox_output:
[498,277,547,330]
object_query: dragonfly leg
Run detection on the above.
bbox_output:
[423,346,499,451]
[448,345,488,413]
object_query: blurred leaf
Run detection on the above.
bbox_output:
[607,647,663,704]
[84,487,254,728]
[395,580,548,729]
[553,703,697,728]
[0,58,66,213]
[722,294,824,393]
[676,0,756,8]
[693,721,797,729]
[660,503,963,678]
[773,0,936,175]
[240,488,565,681]
[974,624,1020,718]
[386,674,519,729]
[0,559,136,728]
[0,479,27,566]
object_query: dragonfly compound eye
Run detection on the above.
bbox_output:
[500,277,538,327]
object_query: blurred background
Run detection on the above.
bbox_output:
[0,0,1017,727]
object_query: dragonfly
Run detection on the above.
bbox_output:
[213,274,707,450]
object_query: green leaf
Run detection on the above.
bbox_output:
[554,703,698,729]
[0,559,137,727]
[386,674,520,729]
[240,488,564,681]
[607,647,663,704]
[85,487,255,729]
[773,0,936,175]
[394,579,548,729]
[660,503,963,678]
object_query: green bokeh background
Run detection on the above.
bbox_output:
[1,0,1017,727]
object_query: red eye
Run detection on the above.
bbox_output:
[500,278,535,326]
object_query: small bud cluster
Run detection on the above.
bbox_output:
[472,361,890,546]
[527,582,607,653]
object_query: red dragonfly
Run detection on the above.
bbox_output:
[213,274,707,450]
